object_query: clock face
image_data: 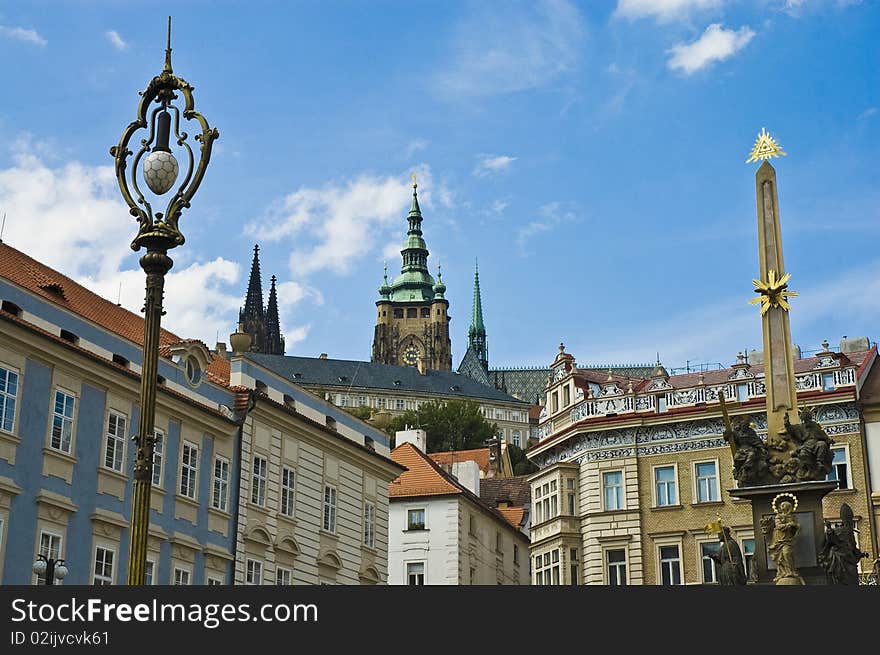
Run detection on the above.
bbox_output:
[403,345,420,366]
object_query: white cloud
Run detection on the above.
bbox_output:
[0,25,47,46]
[405,139,429,159]
[105,30,127,50]
[516,202,579,255]
[0,146,308,347]
[473,155,518,178]
[667,23,755,75]
[433,0,585,99]
[245,165,450,277]
[491,199,508,215]
[858,107,877,120]
[615,0,723,21]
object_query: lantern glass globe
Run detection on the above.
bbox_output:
[143,150,179,195]
[54,563,69,580]
[32,558,47,576]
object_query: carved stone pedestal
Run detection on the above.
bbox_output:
[728,480,838,585]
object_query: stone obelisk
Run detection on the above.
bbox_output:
[747,128,799,445]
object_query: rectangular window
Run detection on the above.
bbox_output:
[551,392,559,413]
[603,471,624,511]
[144,560,155,586]
[563,385,570,407]
[207,577,223,586]
[50,389,75,453]
[701,542,721,583]
[93,546,115,585]
[822,373,835,392]
[212,456,229,511]
[513,544,519,565]
[827,447,849,489]
[103,411,126,471]
[375,397,386,409]
[173,567,191,585]
[695,461,719,503]
[151,429,164,487]
[280,467,296,516]
[179,442,198,499]
[364,502,375,548]
[251,456,267,506]
[323,485,337,533]
[742,538,755,580]
[736,383,748,402]
[0,366,19,433]
[276,567,293,586]
[395,399,405,411]
[35,531,62,585]
[357,395,368,407]
[570,548,579,586]
[407,508,426,531]
[246,559,263,585]
[407,562,425,585]
[659,545,682,585]
[606,549,627,586]
[654,465,677,506]
[568,492,576,515]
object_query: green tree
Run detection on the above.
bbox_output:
[508,443,538,476]
[387,399,498,453]
[342,405,373,421]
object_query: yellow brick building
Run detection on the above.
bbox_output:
[527,342,878,585]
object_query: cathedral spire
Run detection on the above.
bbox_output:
[468,260,488,372]
[243,244,265,321]
[265,275,285,355]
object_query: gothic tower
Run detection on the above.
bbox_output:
[372,177,452,370]
[238,245,285,355]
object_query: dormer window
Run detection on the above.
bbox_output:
[39,283,66,299]
[59,329,78,345]
[185,357,202,386]
[337,376,348,383]
[255,379,268,394]
[112,354,130,368]
[0,300,22,316]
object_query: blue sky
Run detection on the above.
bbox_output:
[0,0,877,372]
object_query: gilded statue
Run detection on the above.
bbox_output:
[761,493,805,585]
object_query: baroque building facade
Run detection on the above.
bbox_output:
[525,342,878,585]
[0,241,400,585]
[372,180,452,371]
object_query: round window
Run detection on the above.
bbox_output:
[185,356,202,386]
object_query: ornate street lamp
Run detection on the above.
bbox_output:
[32,554,69,586]
[110,17,218,585]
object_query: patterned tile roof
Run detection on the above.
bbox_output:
[479,475,532,508]
[244,352,528,405]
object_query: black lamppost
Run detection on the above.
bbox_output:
[32,555,68,586]
[110,17,218,585]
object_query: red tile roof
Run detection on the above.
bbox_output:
[496,507,526,530]
[390,442,463,498]
[0,242,181,348]
[389,443,530,541]
[428,447,492,475]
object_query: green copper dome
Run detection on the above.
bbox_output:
[378,178,440,303]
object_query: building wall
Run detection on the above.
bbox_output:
[388,495,529,585]
[234,401,395,586]
[0,316,237,586]
[388,496,459,585]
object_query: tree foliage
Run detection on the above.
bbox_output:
[507,443,538,476]
[387,399,498,453]
[342,405,373,421]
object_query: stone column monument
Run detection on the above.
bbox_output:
[727,129,837,585]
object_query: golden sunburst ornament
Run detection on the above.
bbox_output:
[750,269,799,315]
[746,127,787,163]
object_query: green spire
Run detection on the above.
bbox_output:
[468,260,488,371]
[385,174,436,302]
[470,260,486,335]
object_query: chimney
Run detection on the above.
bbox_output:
[395,429,427,452]
[417,357,427,376]
[215,342,228,358]
[451,460,480,496]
